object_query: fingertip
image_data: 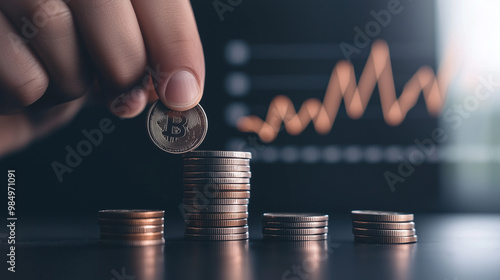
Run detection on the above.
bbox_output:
[108,88,149,118]
[158,70,203,111]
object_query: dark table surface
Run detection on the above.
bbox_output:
[1,213,500,280]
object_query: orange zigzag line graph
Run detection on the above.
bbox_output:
[237,40,458,143]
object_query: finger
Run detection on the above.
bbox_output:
[0,95,85,157]
[0,0,91,102]
[131,0,205,111]
[0,113,33,156]
[108,85,150,119]
[67,0,147,94]
[30,94,86,137]
[0,10,48,113]
[107,73,155,118]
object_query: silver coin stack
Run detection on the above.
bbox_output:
[351,210,417,244]
[262,213,329,241]
[182,150,252,241]
[98,210,165,246]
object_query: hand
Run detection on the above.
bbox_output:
[0,0,205,156]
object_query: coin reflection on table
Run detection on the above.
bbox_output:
[259,240,328,279]
[354,242,417,280]
[179,240,251,280]
[98,244,164,280]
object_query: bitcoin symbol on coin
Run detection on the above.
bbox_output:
[158,114,187,140]
[147,101,208,154]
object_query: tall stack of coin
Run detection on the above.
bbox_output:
[98,210,165,246]
[351,210,417,244]
[262,213,329,241]
[182,151,252,241]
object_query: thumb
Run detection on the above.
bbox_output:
[131,0,205,111]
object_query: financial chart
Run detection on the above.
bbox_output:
[197,0,444,211]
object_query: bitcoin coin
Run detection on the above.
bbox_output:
[354,235,418,244]
[184,191,250,199]
[185,232,249,241]
[263,234,328,241]
[351,210,414,222]
[185,226,248,234]
[185,219,248,227]
[263,213,329,222]
[185,213,248,220]
[183,158,250,165]
[263,227,328,235]
[183,198,249,205]
[183,171,252,178]
[184,204,248,213]
[147,101,207,154]
[183,178,250,184]
[98,209,164,219]
[98,218,164,226]
[183,184,251,191]
[100,225,164,234]
[183,151,251,159]
[184,165,250,172]
[352,221,414,230]
[353,228,416,237]
[263,221,328,228]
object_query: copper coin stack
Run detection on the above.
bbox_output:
[98,210,165,246]
[351,210,417,244]
[262,213,329,241]
[182,151,252,241]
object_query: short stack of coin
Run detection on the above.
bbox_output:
[98,210,165,246]
[351,210,417,244]
[262,213,329,241]
[182,150,252,241]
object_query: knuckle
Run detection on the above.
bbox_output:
[160,32,204,65]
[162,23,201,48]
[164,34,198,50]
[27,0,73,30]
[58,78,90,100]
[105,45,146,89]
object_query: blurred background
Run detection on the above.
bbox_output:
[1,0,499,219]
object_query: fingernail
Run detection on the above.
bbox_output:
[163,70,200,110]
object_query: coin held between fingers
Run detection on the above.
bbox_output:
[147,101,207,154]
